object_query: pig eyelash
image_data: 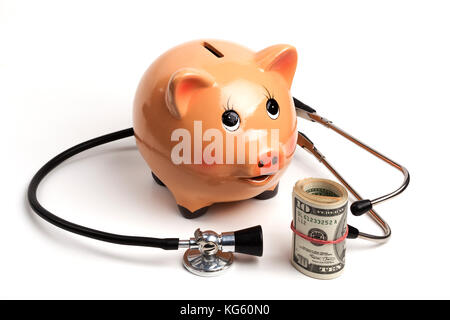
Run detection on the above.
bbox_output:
[263,86,275,100]
[223,97,235,111]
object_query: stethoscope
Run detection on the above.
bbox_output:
[27,97,410,276]
[294,98,410,242]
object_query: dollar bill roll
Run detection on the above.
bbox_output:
[291,178,348,279]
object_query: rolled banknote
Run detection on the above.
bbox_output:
[291,178,348,279]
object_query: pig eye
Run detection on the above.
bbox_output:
[266,98,280,120]
[222,110,240,132]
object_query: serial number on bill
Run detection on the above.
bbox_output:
[298,214,337,226]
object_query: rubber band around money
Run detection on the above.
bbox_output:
[290,221,348,245]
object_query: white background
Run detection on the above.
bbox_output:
[1,0,449,299]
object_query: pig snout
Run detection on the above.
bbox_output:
[257,151,281,173]
[257,152,278,168]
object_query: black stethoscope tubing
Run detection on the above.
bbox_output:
[27,98,409,249]
[27,127,179,250]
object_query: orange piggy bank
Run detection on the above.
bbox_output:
[133,40,298,218]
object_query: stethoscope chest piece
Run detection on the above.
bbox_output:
[183,249,234,277]
[182,228,235,276]
[180,227,262,276]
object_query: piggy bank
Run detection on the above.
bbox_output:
[133,40,298,218]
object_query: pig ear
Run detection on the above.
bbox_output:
[255,44,297,87]
[166,68,215,119]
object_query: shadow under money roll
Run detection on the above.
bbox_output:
[291,178,348,280]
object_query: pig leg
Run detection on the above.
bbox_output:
[174,194,212,219]
[151,172,166,187]
[177,204,210,219]
[254,183,279,200]
[154,174,211,218]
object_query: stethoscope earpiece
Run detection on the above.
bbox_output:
[351,199,373,216]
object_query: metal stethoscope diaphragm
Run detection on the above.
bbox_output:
[180,226,262,276]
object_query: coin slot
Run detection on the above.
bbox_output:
[203,42,224,58]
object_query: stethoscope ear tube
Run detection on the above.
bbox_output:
[294,97,410,242]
